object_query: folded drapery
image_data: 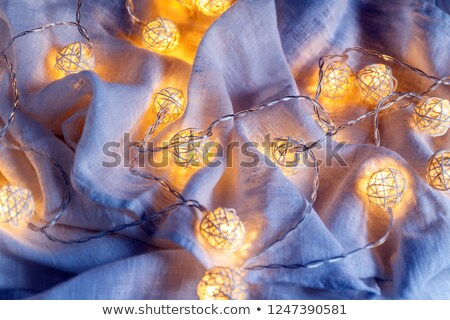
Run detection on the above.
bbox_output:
[0,0,449,299]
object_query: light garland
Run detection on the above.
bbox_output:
[356,64,397,105]
[153,87,185,123]
[169,128,208,167]
[270,137,306,176]
[321,61,354,98]
[197,267,248,300]
[54,42,94,78]
[426,150,450,191]
[367,168,405,208]
[0,185,35,226]
[196,0,232,16]
[414,97,450,136]
[199,207,245,252]
[142,17,180,53]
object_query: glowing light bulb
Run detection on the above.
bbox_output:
[0,185,35,226]
[55,42,94,78]
[142,17,180,53]
[169,128,208,167]
[367,168,405,208]
[356,64,397,105]
[426,150,450,191]
[197,267,248,300]
[414,97,450,137]
[196,0,232,16]
[270,137,306,176]
[199,207,245,252]
[153,87,185,123]
[321,61,354,98]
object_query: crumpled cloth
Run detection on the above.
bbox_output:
[0,0,449,300]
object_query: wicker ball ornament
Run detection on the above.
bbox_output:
[321,61,354,98]
[270,137,306,176]
[199,207,245,252]
[153,88,185,123]
[142,18,180,53]
[170,128,208,167]
[196,0,232,16]
[414,97,450,137]
[197,267,248,300]
[367,168,405,208]
[0,185,35,226]
[426,150,450,191]
[356,64,397,105]
[55,42,94,78]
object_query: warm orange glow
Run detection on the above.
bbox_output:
[367,168,405,208]
[0,185,35,226]
[196,0,232,16]
[427,150,450,191]
[153,87,185,123]
[270,137,305,176]
[169,128,207,167]
[54,42,94,78]
[197,267,248,300]
[199,207,245,252]
[142,17,180,53]
[356,64,397,105]
[321,61,354,98]
[414,97,450,137]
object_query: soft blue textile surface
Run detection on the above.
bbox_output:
[0,0,449,299]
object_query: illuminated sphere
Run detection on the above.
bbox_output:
[414,97,450,137]
[170,128,207,167]
[196,0,232,16]
[55,42,94,78]
[153,88,185,123]
[270,137,305,176]
[0,185,35,226]
[142,18,180,53]
[199,207,245,252]
[356,64,397,105]
[197,267,248,300]
[367,168,405,208]
[426,150,450,191]
[321,61,354,98]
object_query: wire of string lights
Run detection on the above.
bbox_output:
[1,0,450,300]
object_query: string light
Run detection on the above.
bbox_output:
[195,0,232,16]
[199,207,245,252]
[367,168,405,208]
[356,64,397,105]
[142,17,180,53]
[197,267,248,300]
[153,87,185,123]
[426,150,450,191]
[270,137,306,176]
[170,128,208,167]
[321,61,354,98]
[0,185,35,226]
[414,97,450,137]
[54,42,94,78]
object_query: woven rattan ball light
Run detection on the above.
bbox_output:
[414,97,450,137]
[142,17,180,53]
[270,137,306,176]
[356,64,397,105]
[55,42,94,78]
[367,168,405,208]
[0,185,35,226]
[199,207,245,252]
[153,87,185,123]
[197,267,248,300]
[196,0,232,16]
[170,128,207,167]
[426,150,450,191]
[321,61,354,98]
